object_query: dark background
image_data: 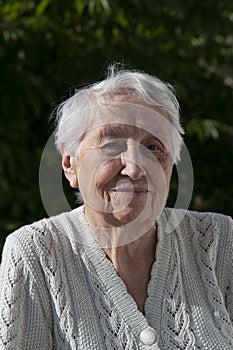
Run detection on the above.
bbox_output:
[1,0,233,254]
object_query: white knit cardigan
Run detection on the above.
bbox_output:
[0,206,232,349]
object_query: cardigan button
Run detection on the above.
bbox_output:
[140,327,157,345]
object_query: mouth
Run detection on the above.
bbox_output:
[110,188,148,195]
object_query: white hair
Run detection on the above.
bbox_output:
[54,66,184,163]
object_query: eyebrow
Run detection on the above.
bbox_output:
[93,124,167,150]
[95,125,134,142]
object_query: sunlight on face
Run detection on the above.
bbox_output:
[76,99,174,229]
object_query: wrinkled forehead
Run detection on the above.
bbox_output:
[87,101,175,152]
[94,123,152,141]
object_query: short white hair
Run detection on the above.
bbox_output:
[54,66,184,163]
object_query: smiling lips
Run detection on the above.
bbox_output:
[111,187,148,195]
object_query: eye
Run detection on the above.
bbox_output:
[147,144,160,151]
[146,142,164,153]
[101,140,126,155]
[102,141,120,150]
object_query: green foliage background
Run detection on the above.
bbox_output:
[0,0,233,254]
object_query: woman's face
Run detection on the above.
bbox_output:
[64,96,174,228]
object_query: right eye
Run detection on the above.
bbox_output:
[101,141,125,155]
[102,142,119,149]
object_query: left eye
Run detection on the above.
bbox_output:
[147,144,160,151]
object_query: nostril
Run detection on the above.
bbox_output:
[120,159,144,180]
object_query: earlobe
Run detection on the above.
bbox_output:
[62,155,79,188]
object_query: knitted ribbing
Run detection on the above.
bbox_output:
[0,207,232,350]
[81,249,139,349]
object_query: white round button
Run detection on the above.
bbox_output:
[140,327,157,345]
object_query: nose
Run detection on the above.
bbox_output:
[120,144,144,180]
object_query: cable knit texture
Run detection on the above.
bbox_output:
[0,207,232,349]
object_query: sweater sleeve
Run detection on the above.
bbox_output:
[224,216,233,324]
[0,233,53,349]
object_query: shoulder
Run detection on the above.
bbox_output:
[162,208,232,255]
[163,207,232,234]
[183,209,232,244]
[163,208,232,264]
[2,206,85,263]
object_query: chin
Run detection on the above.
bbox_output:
[112,206,145,225]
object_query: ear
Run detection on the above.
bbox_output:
[62,154,79,188]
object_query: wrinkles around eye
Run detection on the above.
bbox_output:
[97,137,168,159]
[100,140,126,155]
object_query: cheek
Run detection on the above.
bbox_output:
[156,155,173,183]
[94,160,122,190]
[78,152,121,193]
[148,157,172,193]
[78,155,123,213]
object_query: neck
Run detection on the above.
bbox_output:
[84,206,158,313]
[103,226,157,267]
[104,226,157,314]
[84,205,157,249]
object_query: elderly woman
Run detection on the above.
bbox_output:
[0,67,232,350]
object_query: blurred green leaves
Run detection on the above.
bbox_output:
[186,119,233,141]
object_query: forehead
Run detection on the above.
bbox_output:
[94,123,151,141]
[94,100,166,128]
[83,99,174,151]
[90,99,173,139]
